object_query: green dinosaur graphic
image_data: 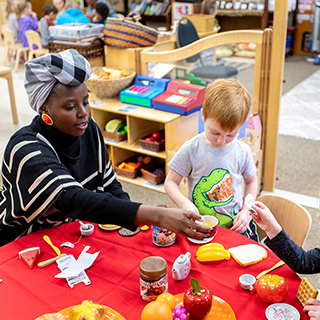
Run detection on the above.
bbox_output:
[192,168,236,228]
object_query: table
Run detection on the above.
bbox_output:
[0,222,308,319]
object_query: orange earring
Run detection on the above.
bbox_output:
[41,113,54,126]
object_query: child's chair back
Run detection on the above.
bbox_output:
[25,30,49,61]
[1,26,29,72]
[2,26,15,46]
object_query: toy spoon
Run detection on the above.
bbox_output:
[256,260,285,279]
[43,235,61,256]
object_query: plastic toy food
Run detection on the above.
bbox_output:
[141,300,173,320]
[183,278,212,319]
[256,274,289,303]
[196,243,230,262]
[297,277,318,307]
[152,131,163,141]
[172,305,187,320]
[69,300,105,320]
[156,293,176,311]
[35,313,67,320]
[228,243,267,267]
[18,246,40,269]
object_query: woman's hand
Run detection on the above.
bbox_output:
[135,205,211,240]
[251,201,282,239]
[231,207,250,234]
[304,299,320,319]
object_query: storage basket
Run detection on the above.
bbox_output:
[104,131,127,142]
[139,130,165,152]
[141,167,166,185]
[102,17,158,48]
[115,165,139,179]
[48,38,105,60]
[86,66,136,99]
[115,156,141,179]
[139,137,165,152]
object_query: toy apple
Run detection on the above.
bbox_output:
[145,137,156,142]
[256,274,289,303]
[152,131,162,141]
[183,278,212,319]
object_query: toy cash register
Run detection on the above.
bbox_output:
[152,81,206,115]
[120,76,170,108]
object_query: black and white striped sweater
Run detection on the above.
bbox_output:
[0,116,140,246]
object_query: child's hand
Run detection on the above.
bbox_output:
[181,200,199,215]
[230,207,250,234]
[304,299,320,319]
[251,201,282,239]
[31,11,37,18]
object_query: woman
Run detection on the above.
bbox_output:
[252,201,320,320]
[0,49,211,246]
[55,1,91,25]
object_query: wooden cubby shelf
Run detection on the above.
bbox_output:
[90,95,198,192]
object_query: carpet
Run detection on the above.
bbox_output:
[279,68,320,141]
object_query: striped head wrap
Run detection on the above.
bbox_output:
[24,49,91,113]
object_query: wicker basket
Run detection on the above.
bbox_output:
[139,130,165,152]
[115,165,139,179]
[102,17,158,48]
[139,138,165,152]
[86,66,136,99]
[141,167,166,185]
[104,131,127,142]
[48,38,105,60]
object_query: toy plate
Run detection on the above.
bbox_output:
[174,293,236,320]
[266,303,300,320]
[59,305,126,319]
[99,224,121,231]
[187,236,214,244]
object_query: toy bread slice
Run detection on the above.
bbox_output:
[228,244,268,267]
[297,277,318,307]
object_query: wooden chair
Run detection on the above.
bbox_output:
[256,194,312,247]
[25,30,49,61]
[0,2,6,32]
[0,66,18,124]
[1,26,29,72]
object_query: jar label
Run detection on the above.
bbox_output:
[140,274,168,302]
[152,226,176,247]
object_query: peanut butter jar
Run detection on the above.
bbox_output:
[152,225,176,247]
[140,256,168,302]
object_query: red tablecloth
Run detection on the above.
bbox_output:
[0,222,308,319]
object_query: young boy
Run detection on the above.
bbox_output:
[165,78,258,240]
[39,2,58,48]
[92,2,109,24]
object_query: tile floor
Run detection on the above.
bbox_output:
[0,47,319,287]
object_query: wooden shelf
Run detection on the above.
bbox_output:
[89,95,198,192]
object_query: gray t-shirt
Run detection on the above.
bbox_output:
[6,13,19,43]
[168,133,256,228]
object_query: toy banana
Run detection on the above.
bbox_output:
[196,243,226,256]
[196,250,230,262]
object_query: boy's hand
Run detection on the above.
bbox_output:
[304,299,320,319]
[181,200,199,215]
[230,207,250,234]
